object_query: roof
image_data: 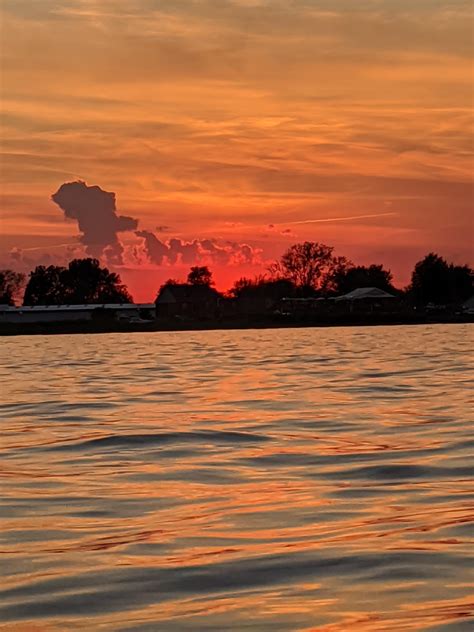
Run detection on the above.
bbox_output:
[0,303,155,313]
[335,287,396,301]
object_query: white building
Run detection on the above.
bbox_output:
[333,287,396,302]
[0,304,156,324]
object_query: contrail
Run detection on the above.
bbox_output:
[13,243,77,252]
[280,212,398,226]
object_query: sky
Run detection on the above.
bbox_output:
[1,0,473,300]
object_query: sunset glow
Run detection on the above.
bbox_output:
[1,1,473,300]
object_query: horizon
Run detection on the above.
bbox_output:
[3,245,470,306]
[1,1,473,301]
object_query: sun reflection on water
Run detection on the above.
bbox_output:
[0,325,472,630]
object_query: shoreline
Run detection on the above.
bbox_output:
[1,313,472,336]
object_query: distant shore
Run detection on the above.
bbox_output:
[1,313,472,336]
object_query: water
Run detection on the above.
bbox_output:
[0,325,472,631]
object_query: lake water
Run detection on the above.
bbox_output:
[0,325,473,631]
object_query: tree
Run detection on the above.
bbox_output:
[63,258,132,303]
[408,253,473,305]
[228,275,265,298]
[449,263,474,302]
[269,242,352,295]
[23,265,65,306]
[0,269,26,305]
[334,264,395,295]
[228,275,296,300]
[187,266,214,286]
[159,278,180,290]
[23,258,133,305]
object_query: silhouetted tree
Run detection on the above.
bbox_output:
[23,258,133,305]
[23,265,65,306]
[269,242,352,295]
[0,269,26,305]
[449,263,474,302]
[158,278,180,291]
[228,275,265,298]
[334,264,395,295]
[63,258,132,303]
[408,253,473,305]
[187,266,214,286]
[229,276,296,300]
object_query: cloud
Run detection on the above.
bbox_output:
[135,230,261,267]
[135,230,169,265]
[6,241,86,271]
[51,181,139,264]
[9,247,23,262]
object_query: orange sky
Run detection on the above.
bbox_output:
[1,0,473,301]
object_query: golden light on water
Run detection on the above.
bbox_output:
[1,326,472,629]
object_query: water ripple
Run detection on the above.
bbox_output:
[0,325,472,630]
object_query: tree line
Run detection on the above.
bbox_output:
[0,258,132,306]
[0,242,472,307]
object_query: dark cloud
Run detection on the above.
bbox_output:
[168,238,200,265]
[51,181,139,264]
[135,230,169,265]
[136,230,261,267]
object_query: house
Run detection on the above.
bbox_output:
[333,287,398,313]
[231,279,297,318]
[278,297,326,317]
[155,284,221,320]
[0,303,156,325]
[235,294,276,317]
